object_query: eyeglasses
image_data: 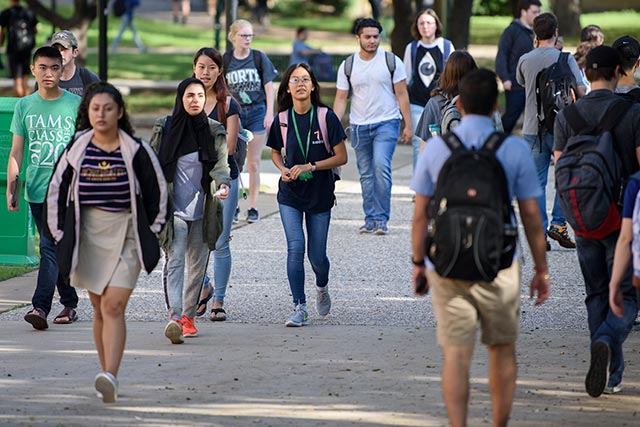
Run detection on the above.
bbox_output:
[238,34,254,39]
[289,77,312,85]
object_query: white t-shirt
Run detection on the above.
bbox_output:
[336,48,407,125]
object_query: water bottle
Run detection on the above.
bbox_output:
[428,123,441,138]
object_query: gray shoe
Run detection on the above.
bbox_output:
[95,372,118,403]
[316,286,331,316]
[359,222,374,234]
[164,320,184,344]
[285,304,308,327]
[374,221,388,235]
[247,208,260,223]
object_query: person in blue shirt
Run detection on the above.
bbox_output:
[410,68,549,427]
[289,27,322,66]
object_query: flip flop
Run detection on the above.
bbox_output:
[24,308,48,330]
[210,307,227,322]
[196,287,214,317]
[53,307,77,324]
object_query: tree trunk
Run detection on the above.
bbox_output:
[25,0,98,65]
[551,0,581,39]
[390,0,415,58]
[447,0,473,49]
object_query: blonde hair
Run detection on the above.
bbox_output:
[228,19,253,42]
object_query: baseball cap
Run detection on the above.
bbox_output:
[50,30,78,49]
[586,45,622,71]
[612,35,640,61]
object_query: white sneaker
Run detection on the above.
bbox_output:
[164,320,184,344]
[95,372,118,403]
[603,384,622,394]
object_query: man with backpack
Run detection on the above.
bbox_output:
[553,45,640,398]
[46,30,99,96]
[495,0,540,133]
[0,0,37,97]
[516,12,585,250]
[411,68,549,427]
[333,18,412,236]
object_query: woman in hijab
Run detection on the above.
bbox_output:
[150,77,230,344]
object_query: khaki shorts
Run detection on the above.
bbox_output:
[427,260,520,347]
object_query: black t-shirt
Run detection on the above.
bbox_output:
[266,106,346,213]
[209,97,241,180]
[408,45,444,106]
[0,5,37,55]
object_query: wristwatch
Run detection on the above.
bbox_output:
[310,161,316,172]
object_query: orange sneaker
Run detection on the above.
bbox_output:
[181,315,198,338]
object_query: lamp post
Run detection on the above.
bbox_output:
[98,0,108,81]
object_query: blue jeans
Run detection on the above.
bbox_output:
[501,87,525,134]
[350,118,400,225]
[212,178,239,303]
[524,132,565,231]
[29,202,78,315]
[575,233,638,387]
[239,102,266,133]
[410,103,424,171]
[279,204,331,305]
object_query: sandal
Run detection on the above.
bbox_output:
[210,307,227,322]
[196,287,214,317]
[24,307,48,330]
[53,307,77,324]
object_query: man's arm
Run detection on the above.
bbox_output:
[6,135,25,212]
[518,197,550,305]
[411,194,430,295]
[394,79,413,143]
[332,89,349,122]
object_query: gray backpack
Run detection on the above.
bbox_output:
[440,95,461,133]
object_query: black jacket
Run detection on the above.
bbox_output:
[495,20,535,87]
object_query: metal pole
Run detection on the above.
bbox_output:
[98,0,108,81]
[225,0,238,53]
[50,0,57,37]
[214,0,225,50]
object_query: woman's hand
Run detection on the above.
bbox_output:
[214,184,230,199]
[288,163,312,181]
[280,167,294,183]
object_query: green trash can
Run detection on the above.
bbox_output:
[0,97,38,266]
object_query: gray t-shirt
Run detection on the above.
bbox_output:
[173,152,205,221]
[416,94,447,141]
[224,50,278,107]
[516,47,584,135]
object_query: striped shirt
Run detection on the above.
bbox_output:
[78,142,131,211]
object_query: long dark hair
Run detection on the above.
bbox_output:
[192,47,231,124]
[75,81,134,136]
[276,63,326,112]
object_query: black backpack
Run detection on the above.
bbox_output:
[555,100,632,240]
[426,132,517,281]
[112,0,126,17]
[535,52,578,134]
[10,7,35,53]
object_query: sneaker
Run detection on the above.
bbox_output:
[548,224,576,249]
[603,384,622,394]
[358,223,375,234]
[316,286,331,316]
[24,307,48,330]
[285,304,309,327]
[233,206,240,223]
[95,372,118,403]
[164,320,184,344]
[181,315,198,337]
[247,208,260,223]
[585,340,610,398]
[374,221,388,235]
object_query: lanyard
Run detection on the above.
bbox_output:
[291,105,314,163]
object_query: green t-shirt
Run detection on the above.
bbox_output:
[10,90,81,203]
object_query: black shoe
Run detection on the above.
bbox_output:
[585,341,610,398]
[546,240,551,251]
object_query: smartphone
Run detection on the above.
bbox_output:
[416,274,428,295]
[10,175,20,208]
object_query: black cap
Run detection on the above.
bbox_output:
[612,35,640,62]
[586,45,622,70]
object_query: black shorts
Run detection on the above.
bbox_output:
[6,52,31,79]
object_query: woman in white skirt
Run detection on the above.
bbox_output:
[45,82,168,403]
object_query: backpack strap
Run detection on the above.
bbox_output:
[222,51,231,76]
[561,103,588,134]
[252,49,264,84]
[278,110,289,151]
[317,106,331,153]
[441,132,464,153]
[410,40,418,72]
[565,99,631,135]
[384,51,396,80]
[481,132,509,153]
[443,39,452,61]
[344,54,355,98]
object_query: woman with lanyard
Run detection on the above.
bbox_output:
[266,63,347,327]
[150,77,230,344]
[192,47,241,322]
[403,8,454,171]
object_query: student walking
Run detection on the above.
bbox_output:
[333,18,412,236]
[6,47,81,330]
[192,47,241,321]
[110,0,146,54]
[45,82,167,403]
[267,63,347,326]
[44,30,99,96]
[403,8,453,170]
[223,19,277,223]
[495,0,540,133]
[411,68,550,427]
[0,0,37,97]
[151,78,230,344]
[553,45,640,398]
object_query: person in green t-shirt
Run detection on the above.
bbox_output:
[6,46,82,331]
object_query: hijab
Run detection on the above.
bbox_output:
[158,78,217,183]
